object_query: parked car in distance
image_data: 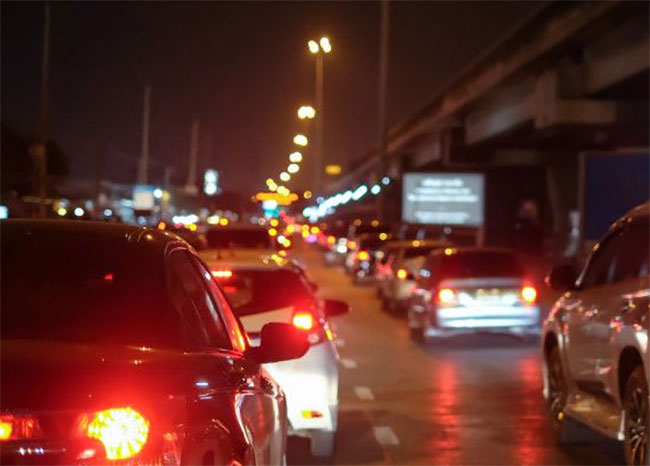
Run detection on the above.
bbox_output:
[542,202,649,466]
[345,232,392,283]
[408,247,540,340]
[1,220,308,466]
[376,240,450,313]
[210,256,349,457]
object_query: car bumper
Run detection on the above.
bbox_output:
[265,341,339,433]
[428,305,541,334]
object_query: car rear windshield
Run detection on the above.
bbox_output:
[206,228,272,249]
[441,251,524,278]
[1,238,181,348]
[216,269,313,316]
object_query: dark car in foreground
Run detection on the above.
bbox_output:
[0,220,308,465]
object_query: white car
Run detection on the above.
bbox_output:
[542,203,649,465]
[375,240,449,313]
[210,257,349,457]
[408,247,541,340]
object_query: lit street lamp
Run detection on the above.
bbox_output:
[297,105,316,120]
[289,151,303,163]
[307,36,331,194]
[293,134,308,146]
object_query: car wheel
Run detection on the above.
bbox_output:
[310,430,335,457]
[623,365,648,466]
[546,346,589,444]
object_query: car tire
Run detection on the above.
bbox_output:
[310,430,335,457]
[546,346,591,444]
[623,365,648,466]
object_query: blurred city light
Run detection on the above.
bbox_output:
[371,184,381,195]
[153,188,163,199]
[288,163,300,174]
[325,164,342,176]
[74,207,84,217]
[289,152,303,163]
[319,37,332,53]
[297,105,316,119]
[293,134,308,146]
[308,40,319,54]
[280,172,291,182]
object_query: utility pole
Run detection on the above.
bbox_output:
[137,85,151,185]
[185,117,200,195]
[314,53,324,194]
[377,0,390,222]
[31,3,50,217]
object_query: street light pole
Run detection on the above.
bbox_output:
[137,85,151,185]
[32,3,51,217]
[377,0,390,223]
[314,53,324,194]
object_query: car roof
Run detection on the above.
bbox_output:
[611,202,649,231]
[206,254,292,271]
[1,219,186,255]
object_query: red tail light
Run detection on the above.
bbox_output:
[436,288,456,304]
[79,407,150,461]
[292,312,315,331]
[521,285,537,304]
[0,415,42,441]
[357,250,370,261]
[211,269,233,279]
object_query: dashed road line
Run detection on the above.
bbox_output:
[340,358,358,369]
[354,386,375,401]
[373,426,400,446]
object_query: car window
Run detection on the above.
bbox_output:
[190,256,247,352]
[612,225,650,281]
[168,250,231,350]
[214,269,314,316]
[580,229,624,287]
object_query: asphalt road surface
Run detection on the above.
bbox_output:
[287,245,624,465]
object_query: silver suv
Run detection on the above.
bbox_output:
[542,202,649,465]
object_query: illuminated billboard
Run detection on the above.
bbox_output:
[402,172,485,226]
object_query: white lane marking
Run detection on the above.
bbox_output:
[354,386,374,401]
[373,426,400,446]
[334,338,346,347]
[340,358,358,369]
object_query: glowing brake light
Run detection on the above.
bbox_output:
[211,269,233,279]
[0,414,42,441]
[292,312,315,331]
[521,285,537,304]
[0,418,12,441]
[357,250,370,261]
[437,288,456,304]
[396,268,408,280]
[81,407,150,461]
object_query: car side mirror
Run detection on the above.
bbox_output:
[324,299,350,318]
[545,264,578,291]
[248,322,309,364]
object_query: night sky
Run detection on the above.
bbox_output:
[2,1,541,194]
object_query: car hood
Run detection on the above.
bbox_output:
[1,339,195,412]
